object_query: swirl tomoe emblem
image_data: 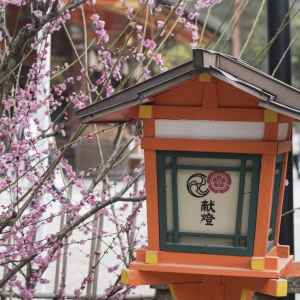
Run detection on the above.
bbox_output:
[207,170,231,194]
[186,173,209,198]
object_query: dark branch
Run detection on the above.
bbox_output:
[0,23,12,45]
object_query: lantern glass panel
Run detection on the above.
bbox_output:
[158,151,261,256]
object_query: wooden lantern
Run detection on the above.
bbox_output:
[77,49,300,300]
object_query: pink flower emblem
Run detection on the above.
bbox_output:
[207,171,231,194]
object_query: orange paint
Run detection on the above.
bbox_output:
[202,82,218,108]
[123,269,203,286]
[128,106,139,118]
[281,261,300,277]
[278,114,293,123]
[143,150,160,250]
[253,155,276,257]
[129,261,281,278]
[265,256,279,270]
[136,249,146,262]
[199,276,223,300]
[223,284,242,300]
[263,123,279,141]
[130,105,266,122]
[216,80,260,108]
[278,256,294,277]
[153,106,265,122]
[277,140,292,153]
[154,79,204,107]
[246,290,254,300]
[173,283,199,299]
[141,137,279,154]
[158,251,250,269]
[142,119,155,137]
[221,276,285,297]
[277,245,290,258]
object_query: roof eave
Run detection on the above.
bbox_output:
[77,60,206,124]
[77,48,300,124]
[194,49,300,117]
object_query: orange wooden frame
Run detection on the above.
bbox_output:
[253,154,276,257]
[141,138,291,154]
[143,141,291,263]
[131,106,268,122]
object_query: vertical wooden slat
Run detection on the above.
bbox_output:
[263,123,279,141]
[253,155,276,257]
[145,149,160,250]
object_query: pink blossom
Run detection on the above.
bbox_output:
[157,20,165,28]
[74,288,82,299]
[20,290,33,300]
[136,25,143,34]
[142,39,156,50]
[33,10,42,17]
[136,53,145,62]
[63,12,71,20]
[123,175,131,183]
[91,13,100,22]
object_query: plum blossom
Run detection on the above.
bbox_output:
[0,0,223,296]
[33,10,42,17]
[141,39,156,49]
[136,53,145,62]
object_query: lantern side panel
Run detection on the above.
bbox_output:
[157,151,261,256]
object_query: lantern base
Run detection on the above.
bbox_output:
[121,248,300,299]
[128,256,292,279]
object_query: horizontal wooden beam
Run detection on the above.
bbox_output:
[141,138,280,154]
[130,106,268,122]
[121,269,204,286]
[129,261,280,278]
[130,106,295,123]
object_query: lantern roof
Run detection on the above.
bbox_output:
[76,48,300,123]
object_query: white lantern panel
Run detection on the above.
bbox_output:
[277,123,288,141]
[155,120,265,141]
[177,169,240,235]
[164,158,253,246]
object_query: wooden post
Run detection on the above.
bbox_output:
[151,276,300,300]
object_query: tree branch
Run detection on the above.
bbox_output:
[0,169,145,288]
[0,23,12,46]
